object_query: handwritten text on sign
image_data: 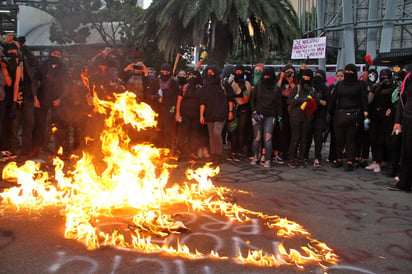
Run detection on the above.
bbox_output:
[291,37,327,59]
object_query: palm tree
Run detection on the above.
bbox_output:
[142,0,300,67]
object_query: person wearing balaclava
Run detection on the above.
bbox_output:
[1,41,23,157]
[364,68,396,173]
[389,64,412,191]
[327,63,368,171]
[287,69,317,169]
[148,62,179,151]
[226,65,252,161]
[175,70,206,160]
[304,69,329,168]
[200,65,231,164]
[275,64,298,164]
[249,67,282,168]
[30,49,68,158]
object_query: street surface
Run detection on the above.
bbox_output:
[1,155,411,273]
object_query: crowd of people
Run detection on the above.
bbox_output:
[0,34,411,192]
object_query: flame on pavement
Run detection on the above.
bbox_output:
[0,91,338,270]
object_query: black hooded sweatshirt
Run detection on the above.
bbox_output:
[250,67,282,118]
[200,65,228,122]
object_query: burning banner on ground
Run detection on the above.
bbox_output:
[0,91,338,270]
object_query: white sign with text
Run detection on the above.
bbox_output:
[291,37,327,59]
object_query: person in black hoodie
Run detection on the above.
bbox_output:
[148,63,179,150]
[30,49,68,157]
[249,67,282,168]
[304,69,329,167]
[287,69,317,168]
[389,64,412,191]
[175,70,203,160]
[365,68,396,173]
[328,64,368,171]
[200,65,231,163]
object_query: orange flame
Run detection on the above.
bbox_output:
[0,91,338,270]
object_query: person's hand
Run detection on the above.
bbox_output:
[386,108,391,117]
[33,97,40,108]
[392,123,401,135]
[175,113,182,123]
[251,113,259,122]
[200,116,206,125]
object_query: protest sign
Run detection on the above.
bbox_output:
[291,37,327,59]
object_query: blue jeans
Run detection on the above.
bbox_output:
[252,116,276,161]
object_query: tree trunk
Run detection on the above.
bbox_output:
[207,22,232,69]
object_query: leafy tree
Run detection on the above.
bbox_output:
[142,0,300,67]
[48,0,144,47]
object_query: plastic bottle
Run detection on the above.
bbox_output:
[364,117,370,130]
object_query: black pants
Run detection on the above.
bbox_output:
[33,105,51,148]
[289,119,311,160]
[177,114,202,156]
[334,113,359,162]
[328,116,337,161]
[357,128,370,160]
[231,104,251,155]
[369,113,391,163]
[274,96,291,155]
[398,117,412,190]
[12,100,35,154]
[305,112,325,159]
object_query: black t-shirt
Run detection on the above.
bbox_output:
[200,83,228,122]
[179,84,202,118]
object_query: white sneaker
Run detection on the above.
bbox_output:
[264,160,271,168]
[260,155,265,165]
[373,164,381,173]
[313,158,321,168]
[365,163,377,171]
[250,157,258,165]
[202,148,210,158]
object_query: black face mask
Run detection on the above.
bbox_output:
[207,75,218,84]
[312,76,323,86]
[188,77,198,86]
[344,72,357,82]
[177,76,187,85]
[261,77,275,87]
[300,79,312,87]
[49,56,61,65]
[160,73,171,81]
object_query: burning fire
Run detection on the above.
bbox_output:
[0,91,338,270]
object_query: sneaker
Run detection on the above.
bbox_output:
[344,162,354,171]
[273,155,285,164]
[353,160,359,169]
[264,160,271,168]
[197,148,203,159]
[298,160,306,168]
[365,163,377,171]
[226,154,235,161]
[288,160,298,169]
[313,158,321,168]
[373,164,381,173]
[260,155,265,165]
[250,157,258,165]
[202,148,211,159]
[332,160,342,168]
[234,154,241,162]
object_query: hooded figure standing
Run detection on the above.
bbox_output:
[148,63,179,150]
[30,49,67,157]
[328,64,368,171]
[200,65,231,163]
[249,67,282,168]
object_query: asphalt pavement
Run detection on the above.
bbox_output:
[1,152,411,273]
